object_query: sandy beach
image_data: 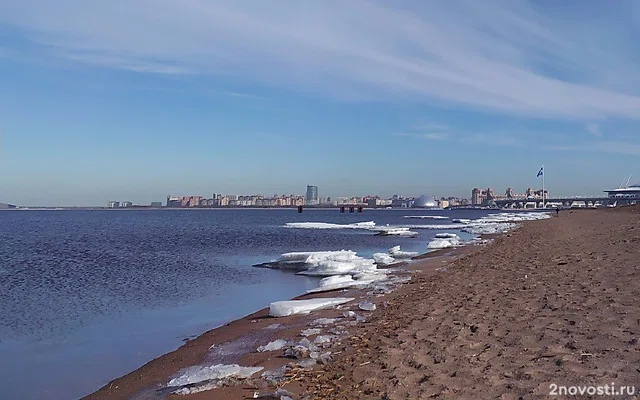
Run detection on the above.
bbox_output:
[86,207,640,399]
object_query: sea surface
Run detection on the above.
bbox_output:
[0,208,493,399]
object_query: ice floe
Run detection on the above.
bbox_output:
[168,364,263,394]
[257,339,288,352]
[375,227,419,237]
[400,223,467,230]
[285,221,376,230]
[388,245,419,259]
[461,223,517,235]
[300,328,321,337]
[306,272,389,294]
[358,301,376,311]
[475,212,550,223]
[342,311,356,318]
[314,335,335,344]
[427,237,461,249]
[269,298,354,317]
[299,259,377,277]
[435,232,459,239]
[261,248,414,294]
[257,250,379,277]
[306,275,357,293]
[310,317,340,326]
[372,252,396,265]
[403,215,449,219]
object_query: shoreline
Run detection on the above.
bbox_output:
[84,242,481,399]
[86,206,640,399]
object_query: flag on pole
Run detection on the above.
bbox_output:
[537,166,544,178]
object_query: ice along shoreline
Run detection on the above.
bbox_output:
[85,211,551,399]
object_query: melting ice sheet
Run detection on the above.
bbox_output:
[388,245,419,258]
[306,272,389,294]
[168,364,263,394]
[374,227,419,237]
[269,297,355,317]
[255,250,379,276]
[403,215,449,219]
[285,221,376,229]
[426,233,461,249]
[475,212,550,223]
[461,223,516,235]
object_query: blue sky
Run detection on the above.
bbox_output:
[1,0,640,206]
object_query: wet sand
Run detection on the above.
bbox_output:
[87,207,640,399]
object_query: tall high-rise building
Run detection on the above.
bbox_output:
[486,188,495,201]
[166,196,182,207]
[306,185,319,205]
[471,188,482,205]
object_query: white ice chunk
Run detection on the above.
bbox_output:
[427,237,460,249]
[372,252,395,265]
[401,223,466,229]
[435,232,459,239]
[461,223,517,235]
[403,215,449,219]
[306,270,390,293]
[306,275,356,293]
[352,271,389,283]
[257,339,288,352]
[310,318,339,326]
[318,275,354,286]
[342,311,356,318]
[474,212,550,223]
[388,246,419,259]
[299,259,377,276]
[359,301,377,311]
[452,218,472,224]
[168,364,263,390]
[260,249,388,278]
[374,227,419,237]
[314,335,334,344]
[269,298,354,317]
[277,250,358,264]
[285,221,376,230]
[173,383,218,395]
[300,328,321,337]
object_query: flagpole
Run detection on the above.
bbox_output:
[542,164,545,209]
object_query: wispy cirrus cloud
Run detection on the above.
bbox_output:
[545,141,640,156]
[392,132,449,141]
[2,1,640,120]
[396,125,640,155]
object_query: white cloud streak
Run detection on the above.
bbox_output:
[396,127,640,155]
[2,1,640,119]
[546,141,640,156]
[393,132,449,140]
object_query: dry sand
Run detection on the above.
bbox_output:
[87,207,640,399]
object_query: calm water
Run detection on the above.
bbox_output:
[0,208,489,399]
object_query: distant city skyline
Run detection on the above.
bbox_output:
[0,180,626,208]
[1,1,640,206]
